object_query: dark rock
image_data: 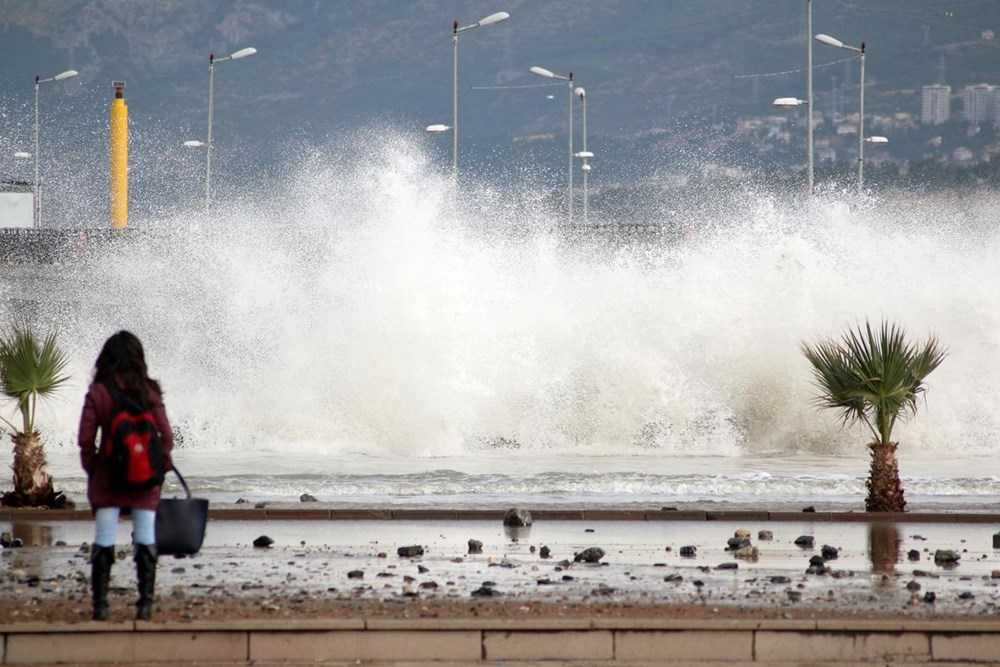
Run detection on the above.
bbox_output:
[802,506,816,513]
[794,535,815,549]
[235,498,247,504]
[727,537,751,550]
[820,545,839,560]
[758,530,773,541]
[11,538,23,548]
[254,502,267,509]
[299,493,317,503]
[959,591,975,599]
[467,539,483,554]
[539,546,551,559]
[770,575,791,584]
[679,545,697,558]
[993,532,1000,549]
[907,549,921,561]
[805,564,828,575]
[716,562,738,570]
[787,590,803,601]
[574,547,605,563]
[584,528,595,533]
[692,580,705,588]
[661,507,678,511]
[419,581,438,589]
[0,532,11,548]
[934,550,960,566]
[417,565,429,574]
[562,575,574,581]
[397,545,424,558]
[471,586,501,597]
[252,535,274,548]
[664,573,683,582]
[591,584,615,595]
[809,555,826,567]
[502,508,532,527]
[347,570,364,579]
[906,580,921,591]
[923,591,937,603]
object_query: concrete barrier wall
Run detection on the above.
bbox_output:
[4,618,1000,664]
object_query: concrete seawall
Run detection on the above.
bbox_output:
[3,617,1000,665]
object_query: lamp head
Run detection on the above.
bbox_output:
[773,97,806,110]
[425,124,452,134]
[815,33,844,49]
[530,66,555,78]
[477,11,509,27]
[54,70,78,81]
[574,87,585,99]
[230,47,257,60]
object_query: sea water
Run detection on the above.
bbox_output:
[7,130,1000,511]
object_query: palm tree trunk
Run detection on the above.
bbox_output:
[866,440,906,512]
[9,432,53,505]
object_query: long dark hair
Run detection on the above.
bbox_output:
[93,331,163,405]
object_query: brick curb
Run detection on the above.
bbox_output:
[3,617,1000,664]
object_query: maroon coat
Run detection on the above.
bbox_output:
[78,381,174,511]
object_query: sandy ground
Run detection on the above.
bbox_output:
[2,517,1000,624]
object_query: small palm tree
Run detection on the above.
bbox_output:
[801,320,946,512]
[0,326,71,508]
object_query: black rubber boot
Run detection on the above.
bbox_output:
[90,545,115,621]
[134,544,157,621]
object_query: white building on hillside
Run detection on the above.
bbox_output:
[962,84,997,126]
[921,85,951,124]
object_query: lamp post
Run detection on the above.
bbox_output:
[807,0,813,195]
[815,33,868,195]
[206,46,256,212]
[450,11,510,182]
[531,66,574,223]
[772,0,813,194]
[574,86,592,223]
[33,69,78,227]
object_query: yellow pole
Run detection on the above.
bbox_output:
[110,81,128,229]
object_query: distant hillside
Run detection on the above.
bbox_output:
[1,1,998,220]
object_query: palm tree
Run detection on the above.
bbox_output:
[801,320,946,512]
[0,326,71,508]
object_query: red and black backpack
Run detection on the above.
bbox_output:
[101,384,165,492]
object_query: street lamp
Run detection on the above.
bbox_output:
[772,0,814,194]
[531,66,574,223]
[34,68,78,226]
[574,86,591,223]
[815,33,867,195]
[450,11,510,182]
[205,46,256,212]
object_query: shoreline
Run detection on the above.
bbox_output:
[2,514,1000,625]
[5,506,1000,522]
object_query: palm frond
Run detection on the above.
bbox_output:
[0,327,71,434]
[801,319,947,448]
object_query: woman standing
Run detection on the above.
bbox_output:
[78,331,173,621]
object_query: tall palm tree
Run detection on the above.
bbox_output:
[801,320,946,512]
[0,326,71,507]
